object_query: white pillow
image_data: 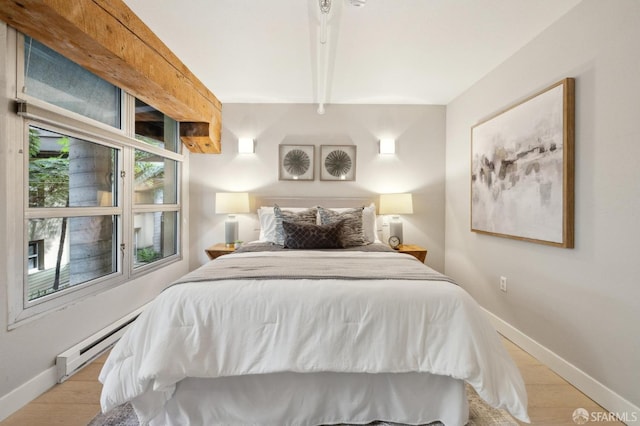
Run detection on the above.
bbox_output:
[363,203,379,243]
[257,207,276,242]
[324,203,378,243]
[258,206,311,243]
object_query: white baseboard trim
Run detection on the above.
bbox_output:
[0,365,57,422]
[484,308,640,425]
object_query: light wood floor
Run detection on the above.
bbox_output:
[0,336,624,426]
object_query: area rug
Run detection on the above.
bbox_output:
[88,385,517,426]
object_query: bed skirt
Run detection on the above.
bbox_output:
[140,371,469,426]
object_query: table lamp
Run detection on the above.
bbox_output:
[215,192,250,246]
[379,193,413,245]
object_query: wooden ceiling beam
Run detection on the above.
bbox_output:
[0,0,221,153]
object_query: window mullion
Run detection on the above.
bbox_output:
[132,204,180,213]
[25,207,122,219]
[121,143,133,276]
[6,28,27,326]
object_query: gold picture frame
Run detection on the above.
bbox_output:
[470,78,575,248]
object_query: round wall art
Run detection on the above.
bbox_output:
[279,145,315,180]
[320,145,357,181]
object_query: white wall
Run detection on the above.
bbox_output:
[9,0,639,417]
[445,0,640,411]
[0,22,192,418]
[189,103,446,271]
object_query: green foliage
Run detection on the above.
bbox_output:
[57,135,70,153]
[29,127,40,157]
[136,247,162,263]
[28,129,70,208]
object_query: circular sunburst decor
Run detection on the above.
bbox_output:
[324,150,352,178]
[283,149,311,176]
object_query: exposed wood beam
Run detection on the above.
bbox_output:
[0,0,221,153]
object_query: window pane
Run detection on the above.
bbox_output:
[133,211,178,267]
[24,37,121,128]
[27,216,117,301]
[134,150,178,204]
[29,126,117,208]
[27,240,43,272]
[135,99,179,153]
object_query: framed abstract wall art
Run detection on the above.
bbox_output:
[279,144,314,181]
[320,145,356,181]
[470,78,575,248]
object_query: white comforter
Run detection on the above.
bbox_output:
[99,250,529,423]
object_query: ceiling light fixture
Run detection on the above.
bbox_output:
[317,0,331,115]
[319,0,331,14]
[347,0,366,7]
[319,0,331,44]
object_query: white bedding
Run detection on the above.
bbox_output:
[99,250,529,424]
[151,372,469,426]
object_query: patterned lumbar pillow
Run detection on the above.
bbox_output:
[273,204,318,245]
[282,219,345,249]
[318,206,368,247]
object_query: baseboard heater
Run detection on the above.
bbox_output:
[56,303,150,383]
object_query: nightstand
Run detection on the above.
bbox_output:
[397,244,427,263]
[205,243,235,260]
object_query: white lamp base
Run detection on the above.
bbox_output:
[389,216,403,244]
[225,215,238,246]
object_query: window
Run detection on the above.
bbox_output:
[27,240,44,272]
[133,211,178,267]
[8,33,183,325]
[24,37,121,128]
[26,215,118,302]
[132,102,181,269]
[135,99,180,153]
[27,126,119,303]
[28,126,118,209]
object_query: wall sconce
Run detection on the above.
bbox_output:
[215,192,250,246]
[379,138,396,154]
[379,193,413,244]
[238,138,255,154]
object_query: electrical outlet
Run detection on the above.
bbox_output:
[499,276,507,292]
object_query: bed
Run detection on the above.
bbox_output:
[99,199,529,425]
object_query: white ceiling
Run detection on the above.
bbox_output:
[123,0,581,106]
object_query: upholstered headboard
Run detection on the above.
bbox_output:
[252,196,377,211]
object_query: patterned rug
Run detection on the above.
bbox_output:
[89,385,517,426]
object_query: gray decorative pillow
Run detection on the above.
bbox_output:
[318,206,368,247]
[274,204,318,246]
[282,220,345,249]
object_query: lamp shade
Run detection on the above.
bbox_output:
[379,193,413,215]
[215,192,250,214]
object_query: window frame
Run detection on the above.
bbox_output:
[19,35,125,133]
[130,151,182,274]
[22,119,125,313]
[7,30,184,328]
